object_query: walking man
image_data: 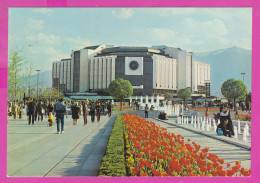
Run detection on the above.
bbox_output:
[145,104,149,118]
[54,98,66,134]
[107,102,112,117]
[90,104,95,122]
[28,98,36,125]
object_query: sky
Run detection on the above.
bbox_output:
[8,8,252,73]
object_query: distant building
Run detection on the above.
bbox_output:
[52,45,211,97]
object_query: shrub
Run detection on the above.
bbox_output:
[98,115,126,176]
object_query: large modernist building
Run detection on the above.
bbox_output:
[52,45,211,97]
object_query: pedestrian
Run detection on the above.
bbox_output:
[43,102,48,117]
[12,102,18,119]
[205,107,209,118]
[47,102,54,115]
[54,98,66,134]
[37,101,43,121]
[28,98,36,125]
[84,104,88,125]
[96,102,101,122]
[216,118,234,137]
[145,104,149,118]
[72,102,80,125]
[107,102,112,117]
[34,101,38,121]
[100,102,103,116]
[90,104,95,122]
[18,106,23,119]
[48,112,53,126]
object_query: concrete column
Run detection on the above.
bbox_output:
[169,59,173,89]
[107,57,111,88]
[89,58,94,90]
[102,57,107,89]
[94,58,98,90]
[111,56,116,81]
[98,57,102,89]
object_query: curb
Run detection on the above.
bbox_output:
[152,117,251,151]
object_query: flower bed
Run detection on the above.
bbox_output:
[98,115,127,176]
[233,114,251,121]
[188,108,219,111]
[113,107,133,110]
[122,114,250,177]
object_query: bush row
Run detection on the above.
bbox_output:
[98,114,127,176]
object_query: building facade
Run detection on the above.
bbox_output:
[52,45,211,97]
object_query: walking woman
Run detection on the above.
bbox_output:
[72,102,80,125]
[96,102,101,122]
[205,107,209,118]
[83,102,88,125]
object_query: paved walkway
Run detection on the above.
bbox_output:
[148,118,251,170]
[7,114,116,177]
[7,111,251,177]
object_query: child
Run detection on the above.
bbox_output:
[48,112,54,127]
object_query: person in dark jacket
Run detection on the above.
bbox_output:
[34,101,38,121]
[37,101,43,121]
[54,98,66,134]
[107,102,112,117]
[72,102,80,125]
[28,98,36,125]
[47,102,54,115]
[216,118,234,137]
[217,107,234,137]
[90,104,96,122]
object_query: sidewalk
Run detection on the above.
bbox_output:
[7,114,116,177]
[149,117,251,170]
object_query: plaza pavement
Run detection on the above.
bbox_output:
[7,110,251,177]
[7,113,115,177]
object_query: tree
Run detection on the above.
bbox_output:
[177,88,191,104]
[164,93,173,101]
[221,78,247,109]
[8,49,25,100]
[108,78,133,110]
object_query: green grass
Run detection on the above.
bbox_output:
[98,114,126,176]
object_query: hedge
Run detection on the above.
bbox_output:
[98,114,127,176]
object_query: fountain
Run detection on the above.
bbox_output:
[206,120,210,131]
[245,122,250,136]
[191,116,194,124]
[130,96,132,105]
[145,95,149,105]
[151,95,155,106]
[234,126,238,139]
[238,120,241,134]
[243,127,247,141]
[213,121,217,132]
[140,96,144,105]
[156,95,160,107]
[202,120,205,131]
[194,120,197,128]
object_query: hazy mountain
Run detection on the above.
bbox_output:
[20,70,52,89]
[193,46,251,97]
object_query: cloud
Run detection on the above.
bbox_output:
[66,36,93,50]
[25,17,44,32]
[112,8,134,19]
[33,8,53,15]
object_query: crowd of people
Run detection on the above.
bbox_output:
[8,99,113,134]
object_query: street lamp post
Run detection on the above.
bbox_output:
[36,69,41,100]
[241,73,246,82]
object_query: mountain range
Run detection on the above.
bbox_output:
[193,46,251,97]
[22,46,251,97]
